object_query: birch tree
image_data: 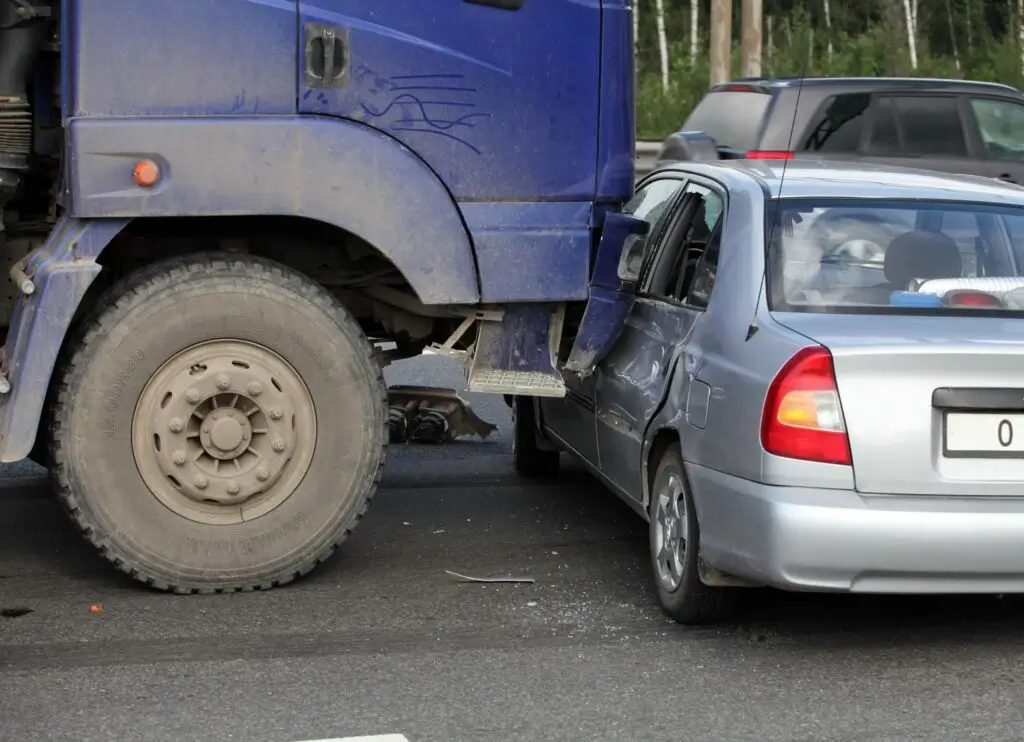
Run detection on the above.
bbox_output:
[655,0,670,91]
[1019,0,1024,78]
[902,0,919,69]
[690,0,699,65]
[823,0,833,62]
[945,0,961,72]
[633,0,639,55]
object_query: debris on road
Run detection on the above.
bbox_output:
[1,607,32,619]
[445,569,536,584]
[388,386,497,444]
[89,602,103,614]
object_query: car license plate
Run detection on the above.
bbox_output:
[945,413,1024,457]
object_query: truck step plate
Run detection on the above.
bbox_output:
[467,369,566,397]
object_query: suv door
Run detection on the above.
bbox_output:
[859,94,990,179]
[962,95,1024,185]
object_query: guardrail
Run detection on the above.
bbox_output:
[635,140,662,179]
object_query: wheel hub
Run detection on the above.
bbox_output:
[653,474,687,590]
[132,340,316,523]
[202,408,251,458]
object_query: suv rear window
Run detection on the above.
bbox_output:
[767,198,1024,314]
[682,89,772,151]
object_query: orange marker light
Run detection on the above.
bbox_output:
[133,159,160,188]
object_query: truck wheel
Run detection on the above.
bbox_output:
[49,253,387,593]
[649,444,738,625]
[511,395,559,478]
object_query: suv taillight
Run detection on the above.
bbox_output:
[761,347,852,466]
[746,150,793,160]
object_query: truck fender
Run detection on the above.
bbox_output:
[0,217,130,463]
[67,116,480,306]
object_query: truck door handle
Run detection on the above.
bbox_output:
[463,0,525,10]
[304,23,350,89]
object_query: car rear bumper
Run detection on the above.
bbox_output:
[687,462,1024,593]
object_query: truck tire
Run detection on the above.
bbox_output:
[49,253,388,593]
[511,395,560,478]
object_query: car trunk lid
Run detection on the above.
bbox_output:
[773,312,1024,496]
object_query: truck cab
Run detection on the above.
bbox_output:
[0,0,636,591]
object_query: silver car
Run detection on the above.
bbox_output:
[512,159,1024,625]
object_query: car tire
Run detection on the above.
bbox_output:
[648,443,738,625]
[512,395,560,479]
[49,252,388,593]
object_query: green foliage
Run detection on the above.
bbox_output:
[634,1,1024,140]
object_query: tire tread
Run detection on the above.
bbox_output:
[49,252,389,594]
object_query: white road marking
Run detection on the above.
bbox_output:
[293,736,410,742]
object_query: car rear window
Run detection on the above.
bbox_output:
[682,89,772,151]
[767,198,1024,314]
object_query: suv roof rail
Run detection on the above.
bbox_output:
[716,75,1019,92]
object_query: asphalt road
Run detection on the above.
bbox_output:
[3,356,1024,742]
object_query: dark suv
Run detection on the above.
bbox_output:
[658,77,1024,184]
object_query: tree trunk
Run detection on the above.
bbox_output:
[1019,0,1024,79]
[902,0,919,70]
[946,0,961,72]
[823,0,834,62]
[655,0,669,91]
[632,0,639,57]
[966,0,973,50]
[767,15,774,75]
[690,0,699,65]
[709,0,732,86]
[741,0,763,77]
[807,27,814,74]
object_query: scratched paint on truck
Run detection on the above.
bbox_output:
[297,0,602,203]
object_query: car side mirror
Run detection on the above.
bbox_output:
[616,234,646,282]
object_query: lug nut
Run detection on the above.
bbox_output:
[255,467,270,482]
[271,438,286,453]
[172,450,187,466]
[194,475,209,490]
[247,381,262,396]
[186,388,201,404]
[268,407,283,420]
[226,480,240,495]
[215,374,231,390]
[169,417,184,433]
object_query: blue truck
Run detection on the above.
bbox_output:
[0,0,641,591]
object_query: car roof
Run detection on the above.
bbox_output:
[653,160,1024,206]
[714,76,1019,95]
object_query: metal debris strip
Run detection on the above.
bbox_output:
[444,569,536,584]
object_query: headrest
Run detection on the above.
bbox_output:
[884,230,962,287]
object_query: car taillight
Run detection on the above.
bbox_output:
[761,346,852,466]
[746,150,794,160]
[945,290,1003,308]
